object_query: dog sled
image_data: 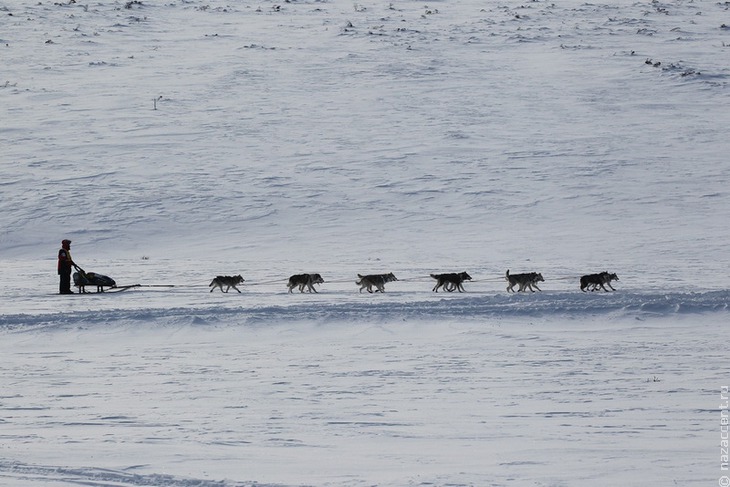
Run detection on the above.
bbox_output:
[73,269,118,293]
[71,265,174,293]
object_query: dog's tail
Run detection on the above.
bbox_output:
[505,269,510,280]
[209,279,215,287]
[430,274,438,280]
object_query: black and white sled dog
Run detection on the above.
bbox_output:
[356,273,398,293]
[580,271,619,292]
[505,269,544,292]
[209,275,245,293]
[430,272,472,292]
[287,273,324,293]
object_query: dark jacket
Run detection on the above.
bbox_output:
[58,248,73,274]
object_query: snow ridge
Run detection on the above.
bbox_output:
[2,290,727,332]
[0,461,277,487]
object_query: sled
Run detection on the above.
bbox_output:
[73,270,117,293]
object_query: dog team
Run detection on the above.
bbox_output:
[209,270,619,293]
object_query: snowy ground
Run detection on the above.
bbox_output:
[1,0,729,485]
[1,309,727,487]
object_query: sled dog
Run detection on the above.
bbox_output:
[580,271,619,292]
[430,272,472,292]
[287,273,324,293]
[209,275,245,293]
[356,273,398,293]
[505,269,544,292]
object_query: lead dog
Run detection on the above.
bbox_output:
[287,273,324,293]
[580,271,619,292]
[356,273,398,293]
[505,269,544,292]
[430,272,472,292]
[209,275,245,293]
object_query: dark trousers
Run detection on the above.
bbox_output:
[59,270,72,294]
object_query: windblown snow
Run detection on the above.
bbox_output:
[1,0,729,485]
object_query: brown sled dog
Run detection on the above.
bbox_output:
[287,273,324,293]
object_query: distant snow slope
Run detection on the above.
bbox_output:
[2,0,729,289]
